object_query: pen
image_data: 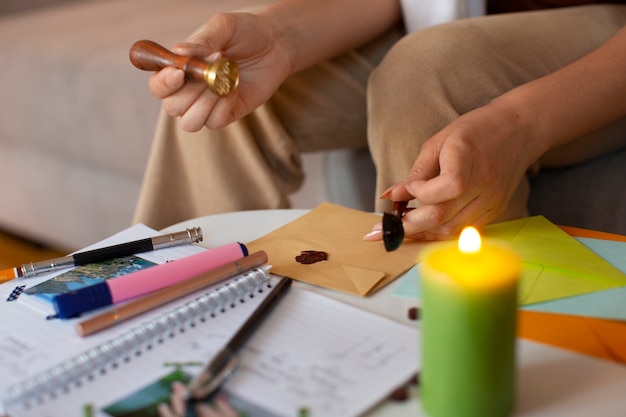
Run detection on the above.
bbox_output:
[186,275,293,402]
[0,227,203,283]
[75,251,269,337]
[53,241,248,318]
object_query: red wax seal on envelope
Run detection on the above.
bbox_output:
[295,250,328,265]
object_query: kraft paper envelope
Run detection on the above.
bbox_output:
[394,215,626,305]
[518,310,626,364]
[246,202,429,296]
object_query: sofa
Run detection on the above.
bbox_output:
[0,0,272,250]
[1,0,625,252]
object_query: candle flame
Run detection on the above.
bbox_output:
[458,226,481,253]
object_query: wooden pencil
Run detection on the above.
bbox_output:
[76,250,267,337]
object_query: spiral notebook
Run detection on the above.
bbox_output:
[0,228,419,417]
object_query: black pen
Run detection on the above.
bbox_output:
[0,227,203,282]
[186,275,292,402]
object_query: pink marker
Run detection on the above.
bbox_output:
[52,242,248,318]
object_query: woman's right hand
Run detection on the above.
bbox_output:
[148,12,294,132]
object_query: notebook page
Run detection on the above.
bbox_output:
[228,287,420,417]
[0,275,238,393]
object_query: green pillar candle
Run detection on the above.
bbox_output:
[420,227,521,417]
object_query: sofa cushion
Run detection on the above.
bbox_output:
[0,0,269,249]
[0,0,98,16]
[529,146,626,235]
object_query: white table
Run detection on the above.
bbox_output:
[162,209,626,417]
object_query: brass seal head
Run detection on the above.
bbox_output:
[204,58,240,97]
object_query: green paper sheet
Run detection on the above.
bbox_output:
[393,216,626,305]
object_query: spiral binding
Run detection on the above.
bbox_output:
[4,267,271,408]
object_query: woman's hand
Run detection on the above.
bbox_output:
[365,101,535,241]
[148,12,293,132]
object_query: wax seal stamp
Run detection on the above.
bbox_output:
[129,39,240,97]
[204,58,239,96]
[382,201,409,252]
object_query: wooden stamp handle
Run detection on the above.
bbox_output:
[129,40,239,96]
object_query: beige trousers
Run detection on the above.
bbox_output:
[134,5,626,230]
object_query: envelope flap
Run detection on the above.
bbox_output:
[342,264,387,296]
[261,260,386,296]
[520,266,625,305]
